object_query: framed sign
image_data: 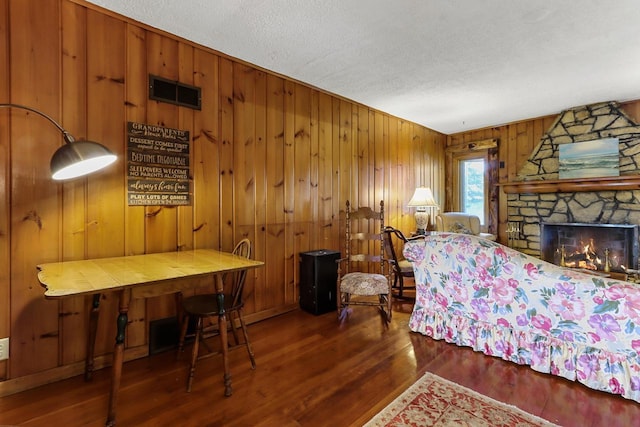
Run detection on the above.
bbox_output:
[127,122,191,206]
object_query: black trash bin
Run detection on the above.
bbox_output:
[299,249,340,315]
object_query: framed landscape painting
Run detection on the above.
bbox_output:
[558,137,619,179]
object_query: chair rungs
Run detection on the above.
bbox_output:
[338,200,392,323]
[188,340,254,362]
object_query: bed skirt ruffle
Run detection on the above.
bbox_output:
[409,305,640,403]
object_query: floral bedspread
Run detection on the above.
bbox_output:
[404,232,640,402]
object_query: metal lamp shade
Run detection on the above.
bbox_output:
[0,103,118,181]
[50,140,117,180]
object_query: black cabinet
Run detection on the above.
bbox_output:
[299,249,340,315]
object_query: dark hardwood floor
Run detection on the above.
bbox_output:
[1,297,639,426]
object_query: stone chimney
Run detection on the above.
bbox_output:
[506,101,640,257]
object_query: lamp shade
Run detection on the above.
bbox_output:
[407,187,438,208]
[0,103,117,180]
[50,140,117,180]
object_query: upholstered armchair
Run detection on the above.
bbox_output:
[434,212,496,241]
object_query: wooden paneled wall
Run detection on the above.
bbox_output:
[0,0,445,393]
[447,99,640,243]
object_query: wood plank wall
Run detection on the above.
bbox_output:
[447,99,640,243]
[0,0,445,393]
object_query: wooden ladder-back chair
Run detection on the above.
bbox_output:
[383,226,416,299]
[178,238,255,393]
[337,200,393,323]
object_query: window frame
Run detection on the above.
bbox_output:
[453,152,489,226]
[445,138,498,237]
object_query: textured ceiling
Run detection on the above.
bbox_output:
[87,0,640,134]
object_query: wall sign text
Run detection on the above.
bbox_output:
[127,122,191,206]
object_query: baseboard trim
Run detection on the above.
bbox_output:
[0,305,298,397]
[0,344,148,397]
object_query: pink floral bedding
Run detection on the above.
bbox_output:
[404,233,640,402]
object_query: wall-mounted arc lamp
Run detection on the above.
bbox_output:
[0,103,117,180]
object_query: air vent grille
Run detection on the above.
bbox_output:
[149,75,201,110]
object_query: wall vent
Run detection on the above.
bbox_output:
[149,74,201,110]
[148,316,196,355]
[148,317,179,355]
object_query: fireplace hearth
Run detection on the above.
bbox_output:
[540,222,639,273]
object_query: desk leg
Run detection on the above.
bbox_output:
[106,289,130,427]
[85,293,101,381]
[215,274,232,396]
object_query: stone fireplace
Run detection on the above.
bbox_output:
[504,101,640,270]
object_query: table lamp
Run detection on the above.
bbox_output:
[407,186,439,235]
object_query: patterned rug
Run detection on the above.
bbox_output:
[365,372,559,427]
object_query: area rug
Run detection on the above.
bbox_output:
[365,372,559,427]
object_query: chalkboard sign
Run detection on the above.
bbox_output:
[127,122,191,206]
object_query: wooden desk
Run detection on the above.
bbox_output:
[37,249,264,427]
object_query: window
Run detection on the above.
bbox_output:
[446,138,497,235]
[460,158,485,224]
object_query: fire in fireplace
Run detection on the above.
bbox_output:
[540,222,639,273]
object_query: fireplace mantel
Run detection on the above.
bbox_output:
[500,175,640,194]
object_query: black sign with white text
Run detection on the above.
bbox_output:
[127,122,191,206]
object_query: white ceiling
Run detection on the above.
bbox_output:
[87,0,640,134]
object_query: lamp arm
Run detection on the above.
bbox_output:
[0,102,116,180]
[0,103,75,143]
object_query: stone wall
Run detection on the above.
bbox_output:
[507,101,640,260]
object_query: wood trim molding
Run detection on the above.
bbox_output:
[445,138,498,154]
[500,175,640,194]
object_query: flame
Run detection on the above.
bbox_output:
[550,225,633,273]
